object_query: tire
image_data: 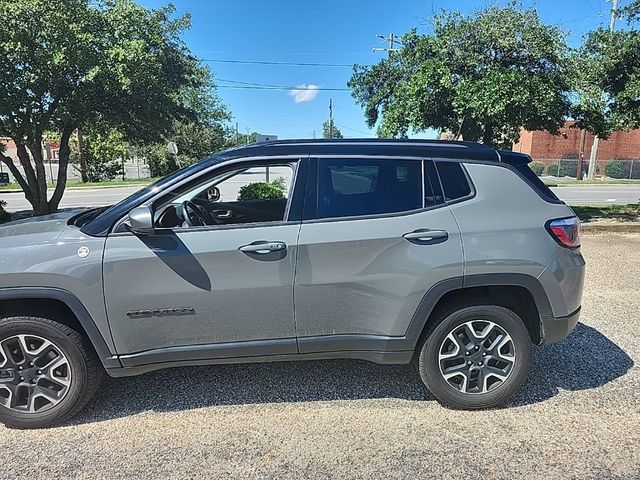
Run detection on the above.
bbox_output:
[0,316,103,429]
[418,305,531,410]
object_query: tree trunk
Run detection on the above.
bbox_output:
[15,142,44,214]
[0,153,34,206]
[26,138,50,215]
[48,127,74,213]
[482,124,494,146]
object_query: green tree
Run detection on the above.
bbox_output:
[0,0,208,215]
[570,6,640,178]
[348,4,571,147]
[322,120,343,139]
[139,68,231,177]
[76,121,130,182]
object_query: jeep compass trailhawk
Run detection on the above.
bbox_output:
[0,140,585,428]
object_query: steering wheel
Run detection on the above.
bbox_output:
[181,200,217,227]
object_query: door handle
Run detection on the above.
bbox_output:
[239,241,287,254]
[403,229,448,242]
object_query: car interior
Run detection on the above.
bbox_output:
[153,164,293,229]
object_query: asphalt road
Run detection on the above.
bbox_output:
[1,184,639,212]
[1,234,639,479]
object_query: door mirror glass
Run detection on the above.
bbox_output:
[127,206,155,234]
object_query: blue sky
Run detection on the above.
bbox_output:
[138,0,614,140]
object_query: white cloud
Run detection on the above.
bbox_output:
[289,84,319,103]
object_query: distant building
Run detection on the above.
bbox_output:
[513,121,640,172]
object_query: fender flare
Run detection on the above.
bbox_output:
[0,287,120,369]
[405,273,554,349]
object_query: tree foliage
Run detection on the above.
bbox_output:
[0,0,211,214]
[570,8,640,139]
[348,4,571,147]
[322,120,343,139]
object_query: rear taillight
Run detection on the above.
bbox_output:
[546,217,581,248]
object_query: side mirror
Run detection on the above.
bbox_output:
[126,206,155,235]
[207,186,220,202]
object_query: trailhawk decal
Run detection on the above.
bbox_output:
[127,307,196,319]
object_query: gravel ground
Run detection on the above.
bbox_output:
[1,234,639,479]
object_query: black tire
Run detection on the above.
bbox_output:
[418,305,531,410]
[0,316,102,429]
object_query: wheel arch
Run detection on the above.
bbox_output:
[0,287,119,369]
[408,274,554,351]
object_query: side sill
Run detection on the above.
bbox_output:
[106,350,414,377]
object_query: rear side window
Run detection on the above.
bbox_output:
[513,163,560,203]
[436,161,472,201]
[424,160,445,207]
[317,158,422,219]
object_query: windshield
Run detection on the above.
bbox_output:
[81,154,231,236]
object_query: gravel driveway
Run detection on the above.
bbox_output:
[1,234,639,479]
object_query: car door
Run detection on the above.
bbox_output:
[294,157,464,353]
[103,159,305,362]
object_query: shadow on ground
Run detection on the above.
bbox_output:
[70,323,633,426]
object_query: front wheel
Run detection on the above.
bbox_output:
[0,317,102,429]
[418,305,531,409]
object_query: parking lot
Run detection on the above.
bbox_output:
[1,233,639,479]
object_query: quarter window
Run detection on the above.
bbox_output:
[436,161,472,201]
[317,159,422,219]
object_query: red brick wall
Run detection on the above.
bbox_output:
[513,122,640,161]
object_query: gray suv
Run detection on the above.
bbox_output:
[0,140,585,428]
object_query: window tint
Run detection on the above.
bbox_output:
[514,164,560,202]
[317,159,422,219]
[424,160,444,207]
[436,161,472,201]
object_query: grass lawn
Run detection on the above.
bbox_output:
[544,178,640,186]
[0,178,156,190]
[572,204,640,223]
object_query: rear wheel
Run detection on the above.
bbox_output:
[418,305,531,409]
[0,317,102,428]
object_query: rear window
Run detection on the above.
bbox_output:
[317,158,422,218]
[436,161,472,201]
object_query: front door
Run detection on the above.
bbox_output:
[103,161,301,360]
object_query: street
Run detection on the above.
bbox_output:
[1,183,639,212]
[1,233,639,479]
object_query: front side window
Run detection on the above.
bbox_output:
[317,158,422,219]
[153,163,295,228]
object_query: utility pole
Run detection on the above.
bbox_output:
[587,0,619,179]
[373,33,401,57]
[235,122,239,147]
[329,98,334,139]
[77,127,88,183]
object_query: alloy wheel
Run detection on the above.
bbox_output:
[0,334,72,413]
[438,320,516,394]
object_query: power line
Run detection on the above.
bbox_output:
[216,84,350,91]
[202,58,358,67]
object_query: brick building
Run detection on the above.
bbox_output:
[512,121,640,172]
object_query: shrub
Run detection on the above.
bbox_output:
[529,161,545,176]
[238,181,285,201]
[604,159,640,179]
[546,160,579,177]
[0,200,10,223]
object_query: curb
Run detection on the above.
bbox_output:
[581,222,640,233]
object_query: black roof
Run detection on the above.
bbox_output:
[221,138,505,162]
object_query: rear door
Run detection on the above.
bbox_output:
[294,157,464,353]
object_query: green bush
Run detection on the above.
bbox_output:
[604,159,640,179]
[0,200,10,223]
[529,161,545,176]
[546,160,580,177]
[238,181,285,201]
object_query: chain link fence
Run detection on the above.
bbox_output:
[531,158,640,180]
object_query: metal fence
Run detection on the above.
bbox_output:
[531,158,640,180]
